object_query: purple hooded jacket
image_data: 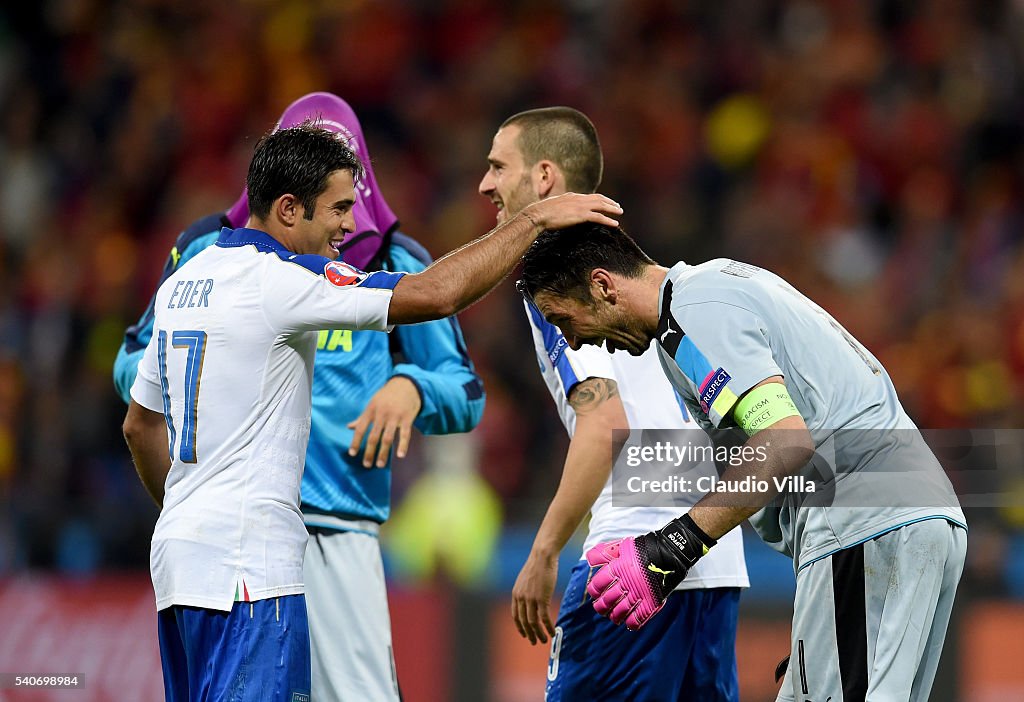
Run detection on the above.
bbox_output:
[225,92,399,269]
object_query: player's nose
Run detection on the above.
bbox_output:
[478,172,494,196]
[341,210,356,234]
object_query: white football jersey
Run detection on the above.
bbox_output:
[524,301,748,590]
[131,228,403,611]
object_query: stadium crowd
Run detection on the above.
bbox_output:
[0,0,1021,596]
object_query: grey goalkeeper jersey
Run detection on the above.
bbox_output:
[653,260,965,571]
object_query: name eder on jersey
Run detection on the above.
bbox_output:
[167,278,215,309]
[164,254,371,320]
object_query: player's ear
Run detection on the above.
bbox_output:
[273,194,300,226]
[591,269,617,303]
[535,160,561,198]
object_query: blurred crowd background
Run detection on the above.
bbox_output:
[1,0,1024,699]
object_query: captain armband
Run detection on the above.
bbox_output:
[733,383,801,436]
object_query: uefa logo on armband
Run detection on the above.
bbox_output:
[324,261,367,287]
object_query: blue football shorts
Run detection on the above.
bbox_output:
[546,560,740,702]
[158,594,311,702]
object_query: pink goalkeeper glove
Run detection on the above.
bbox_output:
[585,514,716,631]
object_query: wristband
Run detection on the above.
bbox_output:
[659,514,716,567]
[733,383,801,436]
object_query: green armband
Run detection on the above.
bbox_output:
[733,383,801,436]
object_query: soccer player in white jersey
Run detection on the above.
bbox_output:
[121,123,622,701]
[519,224,967,702]
[480,108,748,701]
[113,93,486,702]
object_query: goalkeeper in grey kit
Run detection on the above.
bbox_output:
[520,223,965,702]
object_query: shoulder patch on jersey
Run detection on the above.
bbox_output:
[547,335,569,367]
[526,300,571,368]
[324,260,368,287]
[698,367,732,413]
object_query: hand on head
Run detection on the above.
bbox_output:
[520,193,622,232]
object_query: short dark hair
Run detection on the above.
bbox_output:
[502,107,603,193]
[519,224,656,304]
[246,122,365,220]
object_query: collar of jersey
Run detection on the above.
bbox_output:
[216,227,292,255]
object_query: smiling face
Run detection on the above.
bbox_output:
[533,288,654,356]
[478,125,540,224]
[290,169,357,258]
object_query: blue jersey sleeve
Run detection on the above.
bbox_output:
[112,214,225,403]
[387,234,485,434]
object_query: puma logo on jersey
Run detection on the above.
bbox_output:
[657,316,682,353]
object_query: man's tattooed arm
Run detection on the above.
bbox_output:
[569,377,619,417]
[512,373,629,644]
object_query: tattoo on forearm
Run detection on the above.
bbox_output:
[569,377,619,416]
